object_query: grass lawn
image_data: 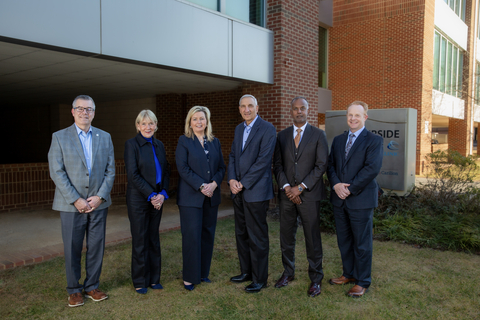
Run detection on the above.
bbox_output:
[1,217,479,319]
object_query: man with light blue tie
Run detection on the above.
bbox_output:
[228,94,276,293]
[48,95,115,307]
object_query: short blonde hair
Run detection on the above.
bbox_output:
[347,101,368,114]
[184,106,214,142]
[135,109,158,133]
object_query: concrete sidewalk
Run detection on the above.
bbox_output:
[0,196,234,270]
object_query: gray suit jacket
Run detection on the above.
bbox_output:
[273,124,328,202]
[48,124,115,212]
[227,116,276,202]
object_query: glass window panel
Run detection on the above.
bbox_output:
[225,0,250,23]
[455,0,460,15]
[248,0,265,27]
[433,32,441,90]
[452,48,458,97]
[457,52,463,98]
[185,0,218,11]
[318,27,327,88]
[440,37,447,92]
[446,43,452,95]
[449,0,455,10]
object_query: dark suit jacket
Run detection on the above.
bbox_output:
[228,116,276,202]
[48,124,115,212]
[175,135,226,208]
[273,124,329,202]
[327,128,383,209]
[124,133,170,199]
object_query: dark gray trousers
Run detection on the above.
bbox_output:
[60,208,108,294]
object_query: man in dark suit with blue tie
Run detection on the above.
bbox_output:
[327,101,383,298]
[273,97,328,297]
[228,94,276,293]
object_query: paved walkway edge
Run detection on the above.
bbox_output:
[0,213,233,271]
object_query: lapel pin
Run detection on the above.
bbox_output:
[96,134,99,136]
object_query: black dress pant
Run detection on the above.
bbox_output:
[233,191,269,283]
[279,194,324,283]
[333,205,373,288]
[179,197,218,284]
[127,190,162,288]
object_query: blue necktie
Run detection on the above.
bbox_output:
[345,133,355,159]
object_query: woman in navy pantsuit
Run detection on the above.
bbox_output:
[125,110,170,294]
[176,106,226,291]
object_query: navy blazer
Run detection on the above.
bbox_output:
[273,124,329,202]
[176,135,226,208]
[327,128,383,209]
[228,116,276,202]
[124,133,170,199]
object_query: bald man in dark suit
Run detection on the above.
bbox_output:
[273,97,328,297]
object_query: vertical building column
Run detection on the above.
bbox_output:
[447,0,476,156]
[242,0,320,132]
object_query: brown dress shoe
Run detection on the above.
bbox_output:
[307,282,321,297]
[329,275,356,285]
[68,292,84,307]
[274,274,294,288]
[85,289,108,302]
[347,285,367,297]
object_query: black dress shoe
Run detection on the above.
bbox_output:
[230,273,252,283]
[307,282,321,297]
[245,282,267,293]
[274,274,294,288]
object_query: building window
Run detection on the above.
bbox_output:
[185,0,265,27]
[475,62,480,104]
[433,31,464,98]
[443,0,466,21]
[318,26,327,89]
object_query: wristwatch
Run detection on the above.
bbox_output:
[99,196,106,203]
[298,185,304,193]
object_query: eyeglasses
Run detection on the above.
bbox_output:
[74,107,95,113]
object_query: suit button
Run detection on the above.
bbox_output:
[86,174,89,176]
[207,171,210,173]
[85,186,89,188]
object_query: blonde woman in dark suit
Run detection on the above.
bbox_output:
[175,106,226,291]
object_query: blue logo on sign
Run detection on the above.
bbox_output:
[387,141,399,150]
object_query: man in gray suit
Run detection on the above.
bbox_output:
[48,95,115,307]
[273,97,328,297]
[228,94,276,293]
